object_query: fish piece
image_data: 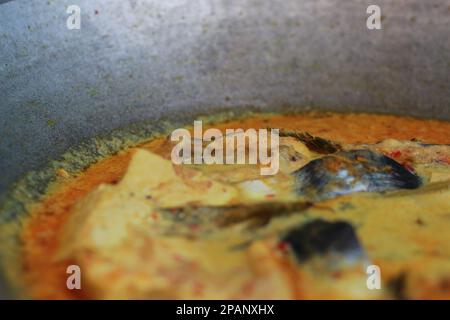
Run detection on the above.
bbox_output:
[279,130,342,154]
[159,201,313,230]
[344,139,450,166]
[281,219,366,265]
[292,149,422,201]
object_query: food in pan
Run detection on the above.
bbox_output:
[17,112,450,299]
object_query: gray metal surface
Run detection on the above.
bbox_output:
[0,0,449,298]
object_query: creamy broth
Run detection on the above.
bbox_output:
[21,112,450,299]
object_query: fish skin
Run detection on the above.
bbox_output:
[292,149,422,201]
[281,219,367,265]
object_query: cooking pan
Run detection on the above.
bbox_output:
[0,0,449,299]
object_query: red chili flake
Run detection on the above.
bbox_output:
[276,241,288,252]
[388,150,402,158]
[173,254,184,262]
[266,194,275,199]
[438,156,450,165]
[151,212,158,220]
[241,281,255,295]
[332,271,342,279]
[189,224,200,231]
[193,281,204,295]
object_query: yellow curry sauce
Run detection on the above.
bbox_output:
[21,112,450,299]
